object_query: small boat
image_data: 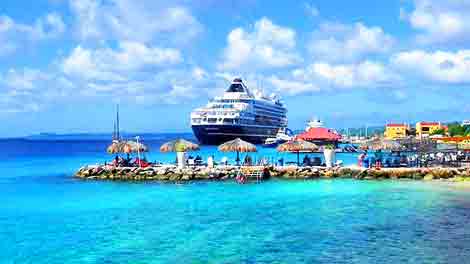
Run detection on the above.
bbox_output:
[306,118,324,130]
[263,128,293,147]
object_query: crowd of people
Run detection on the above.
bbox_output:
[357,150,470,168]
[108,155,151,168]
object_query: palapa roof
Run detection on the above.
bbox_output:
[360,138,404,151]
[296,127,342,141]
[218,138,257,153]
[160,139,199,152]
[123,140,148,153]
[107,141,122,154]
[277,139,319,152]
[107,140,149,154]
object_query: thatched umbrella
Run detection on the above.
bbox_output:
[123,140,149,153]
[218,138,257,166]
[277,139,319,165]
[360,138,404,151]
[107,140,124,154]
[107,140,150,165]
[160,139,200,152]
[160,139,200,168]
[399,137,436,152]
[381,140,405,151]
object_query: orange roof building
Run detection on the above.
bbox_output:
[416,121,445,138]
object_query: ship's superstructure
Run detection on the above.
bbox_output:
[191,78,287,144]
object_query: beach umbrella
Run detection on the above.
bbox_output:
[107,140,149,155]
[360,138,404,151]
[380,140,404,151]
[218,138,257,166]
[122,140,149,153]
[400,137,436,152]
[107,140,126,154]
[160,139,200,168]
[160,139,200,152]
[277,139,319,166]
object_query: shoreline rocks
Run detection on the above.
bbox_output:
[74,165,470,183]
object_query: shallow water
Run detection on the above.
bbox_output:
[2,138,470,263]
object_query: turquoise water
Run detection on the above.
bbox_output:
[2,138,470,263]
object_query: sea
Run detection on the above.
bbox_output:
[2,133,470,263]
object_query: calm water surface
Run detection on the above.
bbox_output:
[1,138,470,263]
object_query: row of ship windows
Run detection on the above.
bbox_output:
[253,104,286,113]
[193,118,239,124]
[200,111,285,123]
[197,110,285,119]
[215,99,285,110]
[192,117,285,126]
[252,109,287,118]
[210,104,235,109]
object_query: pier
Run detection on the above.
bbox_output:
[75,165,470,182]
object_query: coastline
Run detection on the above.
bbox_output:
[75,164,470,184]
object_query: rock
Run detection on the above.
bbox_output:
[323,170,335,178]
[423,174,434,181]
[169,174,182,181]
[412,173,423,180]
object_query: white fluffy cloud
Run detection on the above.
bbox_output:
[308,61,393,88]
[391,49,470,83]
[267,76,319,95]
[302,61,395,88]
[0,13,66,56]
[267,61,397,95]
[69,0,202,44]
[219,17,300,70]
[75,67,221,104]
[0,68,72,113]
[309,22,394,62]
[62,42,182,81]
[402,0,470,44]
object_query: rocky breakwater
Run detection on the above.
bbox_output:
[75,165,470,182]
[75,165,242,182]
[271,166,470,181]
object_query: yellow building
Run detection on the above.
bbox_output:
[415,122,444,138]
[384,124,410,140]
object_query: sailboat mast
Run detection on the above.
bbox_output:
[116,104,120,141]
[112,120,116,141]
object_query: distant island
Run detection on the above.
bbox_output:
[23,132,195,141]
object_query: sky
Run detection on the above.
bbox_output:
[1,0,470,137]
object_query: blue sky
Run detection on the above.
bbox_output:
[1,0,470,137]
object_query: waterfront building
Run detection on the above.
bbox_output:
[416,121,445,138]
[384,124,410,140]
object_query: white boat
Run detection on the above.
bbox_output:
[191,78,288,145]
[263,128,293,147]
[306,118,324,130]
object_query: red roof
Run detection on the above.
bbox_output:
[296,127,342,141]
[418,122,440,126]
[433,136,470,142]
[386,124,408,127]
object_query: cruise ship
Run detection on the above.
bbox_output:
[191,78,288,145]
